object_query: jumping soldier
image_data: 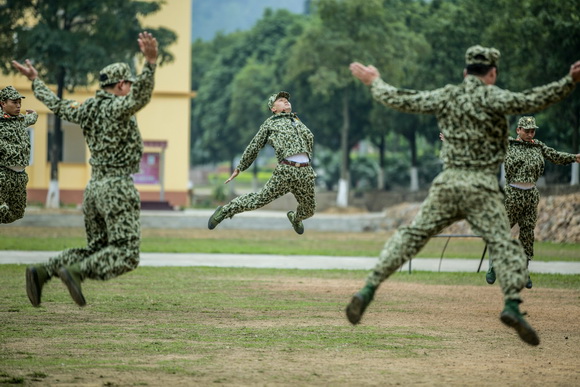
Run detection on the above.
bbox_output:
[347,45,580,346]
[13,31,158,307]
[208,91,316,235]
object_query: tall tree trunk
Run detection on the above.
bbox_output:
[571,107,579,185]
[337,90,349,207]
[46,66,65,208]
[377,135,385,190]
[408,128,418,192]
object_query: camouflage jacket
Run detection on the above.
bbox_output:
[0,111,37,167]
[505,137,577,184]
[371,74,576,177]
[236,112,314,172]
[32,62,156,176]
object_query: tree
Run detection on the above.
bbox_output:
[2,0,176,207]
[191,9,305,171]
[288,0,429,203]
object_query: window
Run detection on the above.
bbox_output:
[47,114,86,163]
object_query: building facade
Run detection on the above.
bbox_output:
[1,0,193,208]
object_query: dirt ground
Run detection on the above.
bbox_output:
[2,271,579,387]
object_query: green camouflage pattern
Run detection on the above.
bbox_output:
[0,112,36,167]
[32,62,156,281]
[465,45,500,67]
[267,91,290,110]
[0,86,26,101]
[236,112,314,172]
[221,163,316,223]
[366,72,576,302]
[44,176,140,279]
[371,74,576,175]
[505,137,577,184]
[517,116,538,129]
[504,185,538,258]
[366,169,528,301]
[32,62,155,176]
[0,111,36,223]
[0,167,28,223]
[504,137,576,258]
[221,112,316,224]
[99,62,136,87]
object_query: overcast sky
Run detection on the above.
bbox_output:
[191,0,306,41]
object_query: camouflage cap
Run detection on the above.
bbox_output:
[0,86,25,101]
[465,45,500,67]
[518,116,539,130]
[267,91,290,110]
[99,62,135,88]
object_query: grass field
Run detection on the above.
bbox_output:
[1,226,579,261]
[1,265,579,385]
[1,225,579,385]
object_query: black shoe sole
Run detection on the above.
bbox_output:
[26,266,41,307]
[486,277,496,285]
[500,311,540,346]
[58,267,86,307]
[346,294,365,325]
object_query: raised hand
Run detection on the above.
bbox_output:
[11,59,38,81]
[138,31,158,65]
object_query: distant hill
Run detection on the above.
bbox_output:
[192,0,306,41]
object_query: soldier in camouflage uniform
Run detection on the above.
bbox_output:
[208,91,316,235]
[486,116,580,289]
[12,31,158,307]
[0,86,37,223]
[347,45,580,346]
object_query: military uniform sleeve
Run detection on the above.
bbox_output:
[484,75,576,115]
[32,79,83,124]
[370,78,443,114]
[236,122,270,172]
[23,111,38,126]
[537,140,577,165]
[112,62,156,119]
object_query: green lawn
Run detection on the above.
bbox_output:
[1,226,578,261]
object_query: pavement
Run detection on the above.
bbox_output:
[2,250,579,274]
[2,208,579,274]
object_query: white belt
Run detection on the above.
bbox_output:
[6,165,26,172]
[509,182,535,190]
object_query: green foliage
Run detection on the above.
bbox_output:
[2,0,177,91]
[191,0,580,185]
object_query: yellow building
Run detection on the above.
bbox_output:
[0,1,193,208]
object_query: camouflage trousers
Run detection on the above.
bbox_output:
[366,169,528,302]
[222,164,316,222]
[0,166,28,224]
[504,185,538,259]
[44,175,141,281]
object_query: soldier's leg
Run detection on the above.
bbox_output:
[43,181,108,278]
[290,167,316,222]
[518,188,539,289]
[78,177,141,281]
[346,184,460,325]
[465,188,538,345]
[0,169,28,224]
[487,185,520,284]
[26,181,104,306]
[221,167,291,219]
[517,188,539,259]
[467,188,526,302]
[367,186,460,286]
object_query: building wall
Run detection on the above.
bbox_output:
[1,0,192,208]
